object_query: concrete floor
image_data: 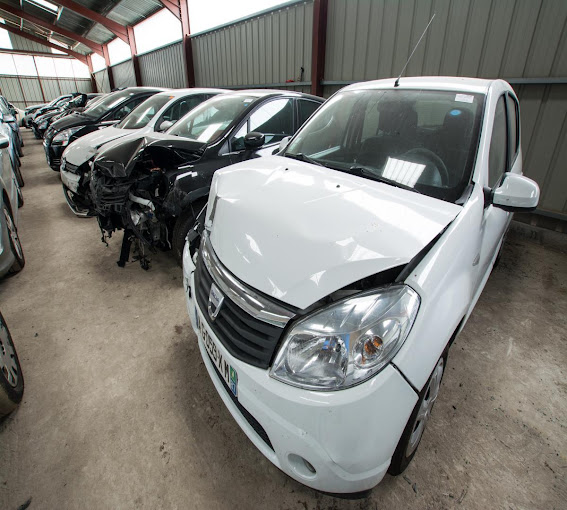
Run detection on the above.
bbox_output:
[0,130,566,510]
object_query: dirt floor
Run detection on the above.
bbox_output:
[0,131,566,510]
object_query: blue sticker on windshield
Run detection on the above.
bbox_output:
[450,109,462,116]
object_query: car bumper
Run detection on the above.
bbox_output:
[44,141,63,170]
[0,212,15,278]
[182,242,418,493]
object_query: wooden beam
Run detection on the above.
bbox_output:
[86,53,98,93]
[126,26,141,86]
[1,22,87,64]
[179,0,195,87]
[55,0,129,44]
[0,2,104,56]
[310,0,328,97]
[102,44,115,90]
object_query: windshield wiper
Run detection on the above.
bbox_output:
[284,152,324,167]
[348,165,422,194]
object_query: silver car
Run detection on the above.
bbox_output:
[0,133,24,278]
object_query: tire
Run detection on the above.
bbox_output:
[13,160,24,188]
[0,312,24,416]
[17,187,23,208]
[2,203,25,275]
[172,199,207,265]
[388,351,447,475]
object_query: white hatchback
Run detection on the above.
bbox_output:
[183,77,540,493]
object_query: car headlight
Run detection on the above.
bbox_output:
[52,127,81,146]
[270,285,420,391]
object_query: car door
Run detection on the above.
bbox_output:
[228,97,295,162]
[475,91,520,291]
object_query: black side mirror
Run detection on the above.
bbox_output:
[244,131,265,149]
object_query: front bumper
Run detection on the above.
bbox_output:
[44,140,64,170]
[182,242,418,493]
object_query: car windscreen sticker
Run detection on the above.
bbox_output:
[455,93,474,103]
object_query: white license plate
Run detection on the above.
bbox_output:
[197,312,238,398]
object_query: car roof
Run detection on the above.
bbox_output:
[344,76,494,95]
[222,89,324,102]
[153,88,227,99]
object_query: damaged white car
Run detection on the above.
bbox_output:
[183,77,540,494]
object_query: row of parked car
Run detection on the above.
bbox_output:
[0,94,27,420]
[30,77,541,494]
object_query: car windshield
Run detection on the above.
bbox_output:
[168,94,252,143]
[285,88,484,203]
[117,94,172,129]
[83,90,139,119]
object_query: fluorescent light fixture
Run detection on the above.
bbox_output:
[26,0,58,14]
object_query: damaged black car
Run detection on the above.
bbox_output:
[89,90,324,268]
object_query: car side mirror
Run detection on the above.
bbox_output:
[158,120,174,132]
[244,131,265,149]
[4,114,15,123]
[278,136,291,153]
[0,135,9,149]
[491,172,540,212]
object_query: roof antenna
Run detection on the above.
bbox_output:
[394,13,436,87]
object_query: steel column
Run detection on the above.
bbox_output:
[311,0,328,97]
[102,45,115,90]
[86,54,98,93]
[126,26,142,86]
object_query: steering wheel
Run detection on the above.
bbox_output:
[401,148,449,187]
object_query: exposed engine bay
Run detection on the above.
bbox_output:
[90,136,203,269]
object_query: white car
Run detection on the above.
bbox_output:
[60,88,225,216]
[182,77,540,494]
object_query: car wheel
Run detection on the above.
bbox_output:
[13,161,24,188]
[0,312,24,416]
[172,199,206,265]
[2,203,25,274]
[388,353,446,475]
[17,187,24,208]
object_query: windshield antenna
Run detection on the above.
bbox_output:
[394,13,436,87]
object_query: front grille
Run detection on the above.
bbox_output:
[195,256,284,370]
[207,349,274,450]
[64,161,79,173]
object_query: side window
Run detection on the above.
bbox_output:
[111,97,146,121]
[297,100,320,128]
[506,93,519,165]
[231,98,294,151]
[488,95,508,188]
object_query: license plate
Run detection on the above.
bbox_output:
[197,313,238,398]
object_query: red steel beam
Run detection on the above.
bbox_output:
[55,0,129,43]
[311,0,328,97]
[102,44,115,90]
[86,53,98,93]
[157,0,181,19]
[0,2,104,56]
[1,22,87,64]
[126,25,141,86]
[179,0,195,87]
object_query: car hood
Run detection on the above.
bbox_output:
[50,113,95,135]
[93,132,206,178]
[64,126,130,167]
[209,156,462,309]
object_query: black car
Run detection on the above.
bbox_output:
[90,90,324,267]
[31,93,102,139]
[44,87,165,170]
[24,94,74,127]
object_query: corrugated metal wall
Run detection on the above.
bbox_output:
[192,0,313,88]
[93,69,111,93]
[111,60,137,88]
[322,0,567,218]
[9,32,54,53]
[138,42,186,88]
[0,76,93,109]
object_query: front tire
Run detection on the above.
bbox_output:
[0,312,24,416]
[172,199,206,264]
[388,353,446,475]
[2,203,25,275]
